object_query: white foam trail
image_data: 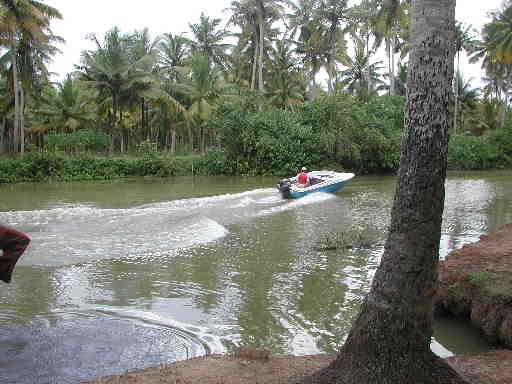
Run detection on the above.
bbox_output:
[139,188,275,211]
[17,208,229,266]
[257,192,336,217]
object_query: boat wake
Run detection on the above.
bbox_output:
[9,188,337,267]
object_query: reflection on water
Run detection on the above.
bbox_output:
[0,171,511,383]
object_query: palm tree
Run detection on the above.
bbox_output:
[315,0,351,93]
[483,1,512,64]
[176,53,221,152]
[78,27,158,153]
[226,0,260,89]
[266,39,305,108]
[453,22,477,134]
[158,32,189,83]
[374,0,409,95]
[33,74,96,134]
[0,0,62,153]
[471,2,512,129]
[149,88,186,153]
[227,0,287,93]
[286,0,322,98]
[125,28,161,142]
[0,59,10,152]
[454,72,480,134]
[188,13,231,73]
[346,0,381,98]
[335,37,384,101]
[299,0,469,382]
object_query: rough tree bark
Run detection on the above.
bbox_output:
[296,1,469,383]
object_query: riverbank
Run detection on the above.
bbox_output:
[435,223,512,348]
[84,225,512,384]
[84,350,512,384]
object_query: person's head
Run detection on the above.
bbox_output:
[301,166,307,172]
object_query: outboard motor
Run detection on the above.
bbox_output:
[277,178,292,199]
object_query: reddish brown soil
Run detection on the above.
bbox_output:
[436,223,512,348]
[85,225,512,384]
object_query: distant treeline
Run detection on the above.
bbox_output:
[1,93,511,184]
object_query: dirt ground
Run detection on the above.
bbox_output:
[85,225,512,384]
[84,350,512,384]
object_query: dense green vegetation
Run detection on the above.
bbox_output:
[1,0,512,183]
[2,92,511,183]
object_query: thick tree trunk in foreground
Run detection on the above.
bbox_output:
[297,1,468,383]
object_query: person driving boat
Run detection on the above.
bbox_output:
[297,167,309,188]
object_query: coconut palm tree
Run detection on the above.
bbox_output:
[315,0,351,93]
[176,53,222,152]
[78,27,158,153]
[125,28,162,142]
[346,0,381,98]
[0,0,62,153]
[374,0,409,95]
[335,37,384,101]
[188,13,231,73]
[454,71,481,134]
[266,39,305,108]
[158,32,189,83]
[453,22,478,134]
[471,2,512,129]
[226,0,287,93]
[33,74,97,135]
[482,1,512,65]
[226,0,260,89]
[287,0,324,98]
[299,0,469,382]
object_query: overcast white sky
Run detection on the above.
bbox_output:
[46,0,505,86]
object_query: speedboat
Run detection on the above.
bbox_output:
[277,170,355,199]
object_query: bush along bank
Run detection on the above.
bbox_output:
[208,92,512,175]
[0,153,216,183]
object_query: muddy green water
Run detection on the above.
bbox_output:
[0,171,511,383]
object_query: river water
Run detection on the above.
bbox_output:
[0,171,511,383]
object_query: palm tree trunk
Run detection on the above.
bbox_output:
[10,36,21,153]
[170,122,177,154]
[141,98,146,136]
[454,54,460,134]
[251,40,258,90]
[187,122,194,152]
[307,72,316,101]
[199,123,204,153]
[390,36,396,95]
[0,116,5,153]
[327,52,334,94]
[20,84,25,153]
[500,90,508,129]
[110,95,117,155]
[300,1,467,383]
[256,1,265,93]
[258,21,264,92]
[366,33,372,97]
